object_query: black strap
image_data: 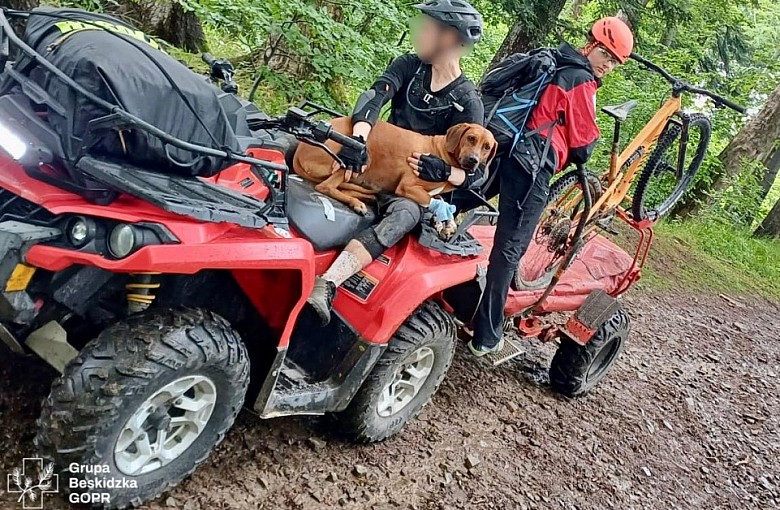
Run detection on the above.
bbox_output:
[406,64,474,113]
[484,86,513,126]
[516,114,562,171]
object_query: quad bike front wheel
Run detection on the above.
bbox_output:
[35,309,249,509]
[549,307,630,397]
[335,301,456,443]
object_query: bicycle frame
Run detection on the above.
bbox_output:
[529,94,682,313]
[528,52,745,314]
[591,94,682,218]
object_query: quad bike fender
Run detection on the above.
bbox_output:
[333,237,486,345]
[25,237,316,348]
[25,236,314,274]
[560,289,621,345]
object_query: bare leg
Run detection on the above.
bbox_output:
[321,240,373,286]
[307,240,373,325]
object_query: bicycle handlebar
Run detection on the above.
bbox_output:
[201,53,238,94]
[201,53,217,67]
[629,52,746,114]
[687,85,746,114]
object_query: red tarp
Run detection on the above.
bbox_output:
[469,226,638,315]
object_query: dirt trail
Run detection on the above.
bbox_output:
[1,289,778,510]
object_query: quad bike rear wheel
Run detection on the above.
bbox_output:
[549,307,630,397]
[35,309,249,509]
[335,301,455,443]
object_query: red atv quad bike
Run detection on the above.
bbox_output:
[0,9,643,509]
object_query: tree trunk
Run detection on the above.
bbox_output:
[755,197,780,238]
[0,0,39,9]
[676,83,780,217]
[570,0,592,20]
[154,2,206,52]
[759,146,780,200]
[485,0,567,73]
[109,1,206,53]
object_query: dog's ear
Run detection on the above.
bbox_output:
[485,134,498,169]
[445,124,470,155]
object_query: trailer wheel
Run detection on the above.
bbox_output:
[336,301,455,443]
[549,307,630,397]
[35,309,249,509]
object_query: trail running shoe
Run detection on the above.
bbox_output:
[467,337,505,358]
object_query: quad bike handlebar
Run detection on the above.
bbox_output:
[200,55,363,166]
[629,52,746,114]
[250,102,366,167]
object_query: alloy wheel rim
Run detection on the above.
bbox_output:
[377,347,435,417]
[114,375,217,476]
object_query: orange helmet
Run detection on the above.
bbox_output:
[590,17,634,64]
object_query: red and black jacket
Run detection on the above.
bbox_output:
[527,42,600,172]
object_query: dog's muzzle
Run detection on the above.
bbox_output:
[460,154,481,171]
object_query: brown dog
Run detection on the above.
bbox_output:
[293,118,497,236]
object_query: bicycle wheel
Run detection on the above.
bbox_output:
[512,169,603,291]
[632,114,711,222]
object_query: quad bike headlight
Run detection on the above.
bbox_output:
[107,223,172,259]
[67,216,96,247]
[0,120,28,161]
[108,224,138,259]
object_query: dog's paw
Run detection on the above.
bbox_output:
[441,219,458,239]
[351,201,369,215]
[433,220,445,235]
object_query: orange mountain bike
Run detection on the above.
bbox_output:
[517,53,746,294]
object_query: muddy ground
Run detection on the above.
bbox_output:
[1,287,778,510]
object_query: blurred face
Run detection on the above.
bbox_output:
[588,45,620,78]
[411,15,463,63]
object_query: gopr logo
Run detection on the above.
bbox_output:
[6,458,59,510]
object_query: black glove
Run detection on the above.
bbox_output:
[416,155,452,182]
[337,136,368,173]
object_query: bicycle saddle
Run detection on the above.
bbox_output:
[601,100,639,122]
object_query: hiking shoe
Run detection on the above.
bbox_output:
[467,338,505,358]
[307,277,337,325]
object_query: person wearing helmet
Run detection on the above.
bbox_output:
[465,17,634,357]
[307,0,485,325]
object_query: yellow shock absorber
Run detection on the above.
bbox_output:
[126,273,161,314]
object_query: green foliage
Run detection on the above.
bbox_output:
[184,0,412,110]
[698,161,765,226]
[643,218,780,300]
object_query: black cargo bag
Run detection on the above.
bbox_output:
[16,7,243,177]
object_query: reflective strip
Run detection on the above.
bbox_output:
[53,20,163,51]
[5,264,36,292]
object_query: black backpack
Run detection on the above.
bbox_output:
[11,7,243,177]
[480,48,561,158]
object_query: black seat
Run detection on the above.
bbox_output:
[601,100,639,122]
[286,176,378,251]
